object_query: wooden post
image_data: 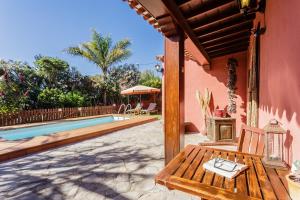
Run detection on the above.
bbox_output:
[164,31,185,165]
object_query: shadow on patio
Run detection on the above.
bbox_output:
[0,126,165,200]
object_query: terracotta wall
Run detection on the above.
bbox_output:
[252,0,300,164]
[184,38,247,135]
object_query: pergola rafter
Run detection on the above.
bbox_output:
[125,0,254,60]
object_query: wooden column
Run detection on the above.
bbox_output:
[164,31,185,165]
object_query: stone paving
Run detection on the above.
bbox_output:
[0,120,212,200]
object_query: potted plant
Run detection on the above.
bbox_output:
[286,160,300,199]
[196,88,211,135]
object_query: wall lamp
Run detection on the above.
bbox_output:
[155,64,164,73]
[237,0,265,15]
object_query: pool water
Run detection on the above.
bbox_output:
[0,116,127,141]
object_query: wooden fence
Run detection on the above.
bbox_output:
[0,106,117,127]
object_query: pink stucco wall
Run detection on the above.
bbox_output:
[255,0,300,164]
[184,38,247,135]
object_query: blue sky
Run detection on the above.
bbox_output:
[0,0,163,75]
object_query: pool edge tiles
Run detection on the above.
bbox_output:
[0,116,157,162]
[0,114,115,131]
[0,116,117,141]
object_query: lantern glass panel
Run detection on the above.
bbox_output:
[240,0,251,8]
[266,132,283,162]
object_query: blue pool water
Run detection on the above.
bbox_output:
[0,116,124,141]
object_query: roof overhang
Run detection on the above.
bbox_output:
[125,0,256,61]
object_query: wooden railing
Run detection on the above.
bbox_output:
[0,106,117,127]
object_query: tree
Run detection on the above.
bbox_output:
[34,55,70,89]
[109,64,140,90]
[139,70,162,89]
[106,64,141,104]
[0,60,42,113]
[65,30,131,104]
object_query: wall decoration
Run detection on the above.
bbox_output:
[196,88,211,134]
[227,58,238,114]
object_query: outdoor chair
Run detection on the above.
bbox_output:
[141,103,158,115]
[199,124,265,156]
[125,103,142,115]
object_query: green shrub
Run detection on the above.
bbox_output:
[59,91,85,107]
[38,88,85,108]
[37,88,63,108]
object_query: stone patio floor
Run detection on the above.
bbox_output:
[0,120,218,200]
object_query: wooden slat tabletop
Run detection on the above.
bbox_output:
[155,145,291,200]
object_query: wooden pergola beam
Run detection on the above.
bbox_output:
[179,0,233,19]
[188,1,239,29]
[156,15,173,26]
[175,0,190,6]
[206,41,249,53]
[203,35,250,49]
[210,46,248,58]
[161,0,211,63]
[194,13,255,35]
[202,30,250,46]
[197,20,253,41]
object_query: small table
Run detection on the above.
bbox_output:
[155,145,291,200]
[206,117,236,142]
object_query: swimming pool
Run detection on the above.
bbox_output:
[0,116,128,141]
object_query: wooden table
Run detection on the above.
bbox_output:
[155,145,291,200]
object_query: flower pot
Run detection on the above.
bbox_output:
[286,174,300,199]
[215,109,224,117]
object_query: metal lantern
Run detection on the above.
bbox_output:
[236,0,265,15]
[155,63,164,73]
[263,119,287,168]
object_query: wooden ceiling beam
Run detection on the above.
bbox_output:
[135,4,146,15]
[194,13,255,35]
[199,28,251,43]
[202,30,250,46]
[198,22,253,42]
[188,1,239,29]
[181,0,233,20]
[128,0,138,9]
[161,0,211,62]
[209,47,248,58]
[135,0,179,37]
[206,41,249,53]
[143,11,151,18]
[148,17,156,25]
[164,29,179,37]
[156,15,174,26]
[160,24,178,33]
[208,44,249,55]
[203,35,250,49]
[175,0,190,6]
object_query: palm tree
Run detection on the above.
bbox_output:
[65,30,131,104]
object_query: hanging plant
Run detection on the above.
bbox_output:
[227,58,238,114]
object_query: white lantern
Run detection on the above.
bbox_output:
[263,119,287,168]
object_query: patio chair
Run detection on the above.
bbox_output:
[141,103,158,115]
[125,103,142,114]
[199,124,265,156]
